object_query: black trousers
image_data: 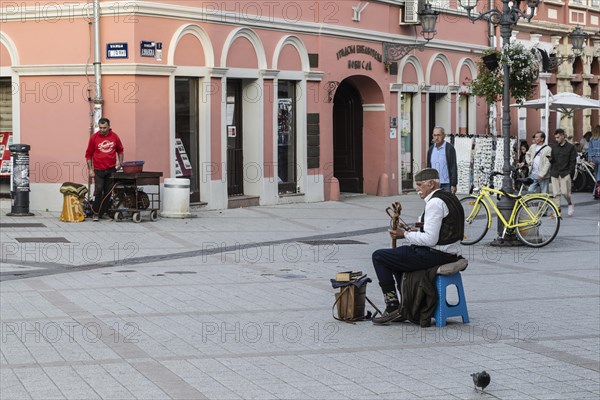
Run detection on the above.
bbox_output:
[92,168,116,216]
[372,245,460,295]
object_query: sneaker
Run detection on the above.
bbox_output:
[372,308,405,325]
[568,204,574,216]
[92,215,99,222]
[99,214,112,220]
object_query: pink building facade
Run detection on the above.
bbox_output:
[0,1,597,211]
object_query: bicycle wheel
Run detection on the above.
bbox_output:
[572,168,587,192]
[459,196,490,245]
[514,198,560,247]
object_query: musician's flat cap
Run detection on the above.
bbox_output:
[414,168,439,181]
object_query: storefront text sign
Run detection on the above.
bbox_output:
[336,44,382,71]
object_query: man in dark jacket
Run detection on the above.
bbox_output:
[550,129,577,216]
[427,127,458,194]
[371,168,464,324]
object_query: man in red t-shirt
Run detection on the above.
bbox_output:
[85,118,124,221]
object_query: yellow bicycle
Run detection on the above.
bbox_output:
[460,172,561,247]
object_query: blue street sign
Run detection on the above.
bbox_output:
[106,43,128,59]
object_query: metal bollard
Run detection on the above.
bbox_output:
[7,144,34,216]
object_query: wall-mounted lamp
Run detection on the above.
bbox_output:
[383,3,439,62]
[550,26,587,68]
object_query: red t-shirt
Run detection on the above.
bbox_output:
[85,130,124,170]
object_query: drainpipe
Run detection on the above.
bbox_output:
[488,0,495,48]
[488,0,496,136]
[87,0,103,200]
[92,0,103,127]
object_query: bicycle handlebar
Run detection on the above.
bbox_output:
[478,167,508,177]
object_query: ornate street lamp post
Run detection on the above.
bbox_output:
[459,0,539,245]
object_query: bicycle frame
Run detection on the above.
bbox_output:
[468,187,556,235]
[575,159,596,182]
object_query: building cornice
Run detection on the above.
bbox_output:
[260,70,279,79]
[12,64,177,76]
[363,103,386,111]
[1,1,490,56]
[208,68,228,78]
[306,71,325,81]
[516,20,594,37]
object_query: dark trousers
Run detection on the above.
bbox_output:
[372,245,460,295]
[93,168,116,216]
[440,183,451,191]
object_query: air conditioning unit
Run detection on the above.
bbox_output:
[400,0,420,25]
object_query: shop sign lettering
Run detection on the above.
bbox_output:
[336,44,381,71]
[347,60,372,70]
[336,44,382,63]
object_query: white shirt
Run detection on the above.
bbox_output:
[581,138,589,153]
[530,144,541,177]
[404,189,462,256]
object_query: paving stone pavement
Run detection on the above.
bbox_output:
[1,193,599,400]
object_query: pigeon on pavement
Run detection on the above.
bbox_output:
[471,371,491,391]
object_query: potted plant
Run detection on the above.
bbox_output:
[467,43,539,105]
[467,49,503,105]
[482,51,500,71]
[501,42,539,104]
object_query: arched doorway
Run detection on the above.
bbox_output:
[333,80,363,193]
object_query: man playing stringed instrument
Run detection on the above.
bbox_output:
[371,168,465,324]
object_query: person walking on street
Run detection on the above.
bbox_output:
[587,125,600,199]
[370,168,464,324]
[514,141,529,190]
[85,118,124,221]
[550,129,577,216]
[579,131,592,154]
[427,127,458,194]
[525,130,551,194]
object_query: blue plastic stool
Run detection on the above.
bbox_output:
[434,272,469,327]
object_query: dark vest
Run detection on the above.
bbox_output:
[421,190,464,245]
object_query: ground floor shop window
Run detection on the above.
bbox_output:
[458,94,470,134]
[175,77,200,203]
[400,93,413,190]
[277,81,297,194]
[0,78,13,197]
